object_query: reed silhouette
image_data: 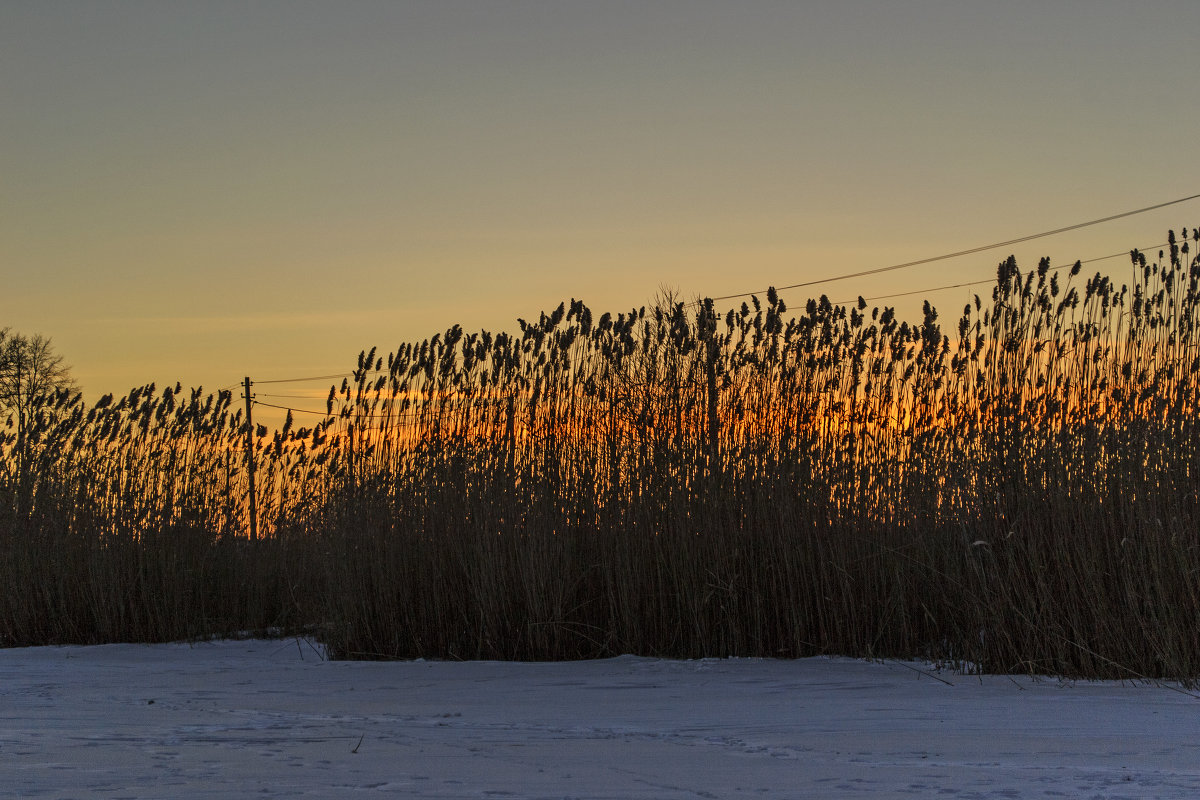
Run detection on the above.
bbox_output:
[3,230,1200,681]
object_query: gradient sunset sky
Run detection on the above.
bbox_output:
[5,1,1200,419]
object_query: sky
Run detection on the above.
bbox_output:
[4,1,1200,423]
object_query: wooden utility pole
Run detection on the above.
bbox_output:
[702,299,721,485]
[243,376,259,542]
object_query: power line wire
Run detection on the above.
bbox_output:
[250,238,1178,424]
[253,400,333,417]
[254,393,525,422]
[706,192,1200,305]
[249,242,1165,410]
[254,399,432,421]
[238,195,1199,393]
[831,242,1166,308]
[256,392,333,400]
[254,372,353,385]
[254,400,471,426]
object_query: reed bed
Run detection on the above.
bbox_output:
[3,230,1200,681]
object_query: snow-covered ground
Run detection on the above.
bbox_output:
[3,639,1198,799]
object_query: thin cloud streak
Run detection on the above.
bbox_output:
[82,309,410,335]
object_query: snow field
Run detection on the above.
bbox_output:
[3,639,1199,798]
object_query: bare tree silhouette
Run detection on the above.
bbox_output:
[0,329,79,515]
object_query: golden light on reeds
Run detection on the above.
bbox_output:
[4,229,1200,679]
